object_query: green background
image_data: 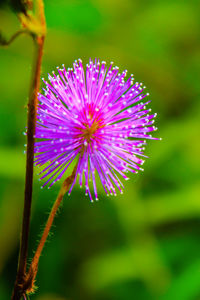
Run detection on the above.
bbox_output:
[0,0,200,299]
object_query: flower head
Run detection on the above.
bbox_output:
[35,59,159,201]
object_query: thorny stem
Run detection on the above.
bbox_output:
[11,1,46,299]
[24,165,78,294]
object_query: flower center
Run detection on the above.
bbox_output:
[82,121,99,143]
[77,104,105,146]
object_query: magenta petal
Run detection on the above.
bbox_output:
[35,59,159,201]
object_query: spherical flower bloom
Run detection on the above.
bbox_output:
[35,59,159,201]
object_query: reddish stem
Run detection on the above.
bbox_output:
[24,165,78,294]
[11,1,46,299]
[11,35,45,300]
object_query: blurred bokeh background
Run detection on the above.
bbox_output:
[0,0,200,299]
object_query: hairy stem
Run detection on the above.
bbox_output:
[10,1,46,299]
[25,165,78,294]
[23,34,45,279]
[11,34,45,300]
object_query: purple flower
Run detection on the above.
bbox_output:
[35,59,159,201]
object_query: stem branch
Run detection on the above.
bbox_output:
[0,30,32,46]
